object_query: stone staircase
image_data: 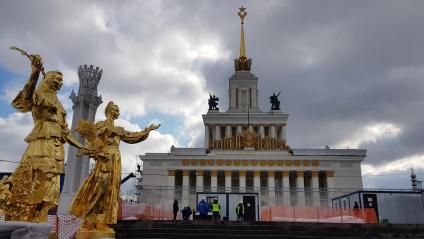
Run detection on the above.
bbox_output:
[113,220,424,239]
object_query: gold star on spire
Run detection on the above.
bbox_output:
[238,6,247,24]
[237,6,247,58]
[234,6,252,71]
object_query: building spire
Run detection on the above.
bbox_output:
[234,6,252,71]
[238,6,247,58]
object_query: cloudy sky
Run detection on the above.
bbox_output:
[1,0,424,191]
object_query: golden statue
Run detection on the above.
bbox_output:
[69,101,159,235]
[0,48,85,222]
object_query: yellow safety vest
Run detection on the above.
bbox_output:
[212,203,220,212]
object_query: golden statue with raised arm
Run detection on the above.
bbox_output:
[70,101,160,235]
[0,48,85,222]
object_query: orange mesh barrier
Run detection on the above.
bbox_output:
[120,203,177,220]
[261,206,378,224]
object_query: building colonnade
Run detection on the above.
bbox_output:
[168,169,335,208]
[205,124,287,148]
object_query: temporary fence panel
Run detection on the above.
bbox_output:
[260,206,377,224]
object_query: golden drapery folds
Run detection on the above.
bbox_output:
[69,102,159,233]
[0,51,83,222]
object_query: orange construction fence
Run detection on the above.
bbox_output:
[260,206,378,224]
[119,203,177,220]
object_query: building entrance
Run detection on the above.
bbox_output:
[243,195,256,222]
[197,192,259,221]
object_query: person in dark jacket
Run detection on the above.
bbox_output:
[182,206,192,220]
[173,199,179,222]
[236,201,245,222]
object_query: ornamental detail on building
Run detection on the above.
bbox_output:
[210,130,290,150]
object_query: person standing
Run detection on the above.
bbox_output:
[182,206,192,220]
[236,201,245,222]
[173,199,179,222]
[353,201,360,218]
[198,199,209,220]
[212,199,221,222]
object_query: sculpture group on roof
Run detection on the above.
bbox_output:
[208,93,219,110]
[270,92,281,111]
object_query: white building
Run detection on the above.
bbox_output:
[139,7,366,221]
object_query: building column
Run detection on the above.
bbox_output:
[239,171,246,192]
[226,125,231,137]
[326,171,336,206]
[311,171,320,207]
[282,171,290,205]
[237,126,243,134]
[215,125,221,141]
[181,170,190,207]
[205,125,210,148]
[168,170,176,203]
[237,89,242,108]
[230,88,236,108]
[270,125,276,138]
[251,87,257,108]
[268,171,276,206]
[254,171,260,192]
[296,171,305,206]
[182,171,189,207]
[281,125,286,141]
[225,171,232,192]
[259,125,265,138]
[196,171,204,193]
[211,171,218,192]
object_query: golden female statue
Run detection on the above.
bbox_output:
[0,50,85,222]
[70,101,159,233]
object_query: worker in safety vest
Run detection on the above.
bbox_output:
[212,199,221,221]
[235,201,245,222]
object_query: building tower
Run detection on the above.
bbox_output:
[203,6,289,150]
[58,65,103,214]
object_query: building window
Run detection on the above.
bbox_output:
[231,171,239,192]
[189,171,196,195]
[220,126,226,138]
[260,171,268,188]
[289,171,297,206]
[319,171,327,188]
[275,171,283,205]
[208,129,213,147]
[203,171,211,192]
[246,171,254,192]
[174,170,183,200]
[241,90,247,107]
[319,171,328,206]
[264,127,270,137]
[304,171,312,206]
[232,127,237,137]
[260,171,268,205]
[277,126,282,139]
[217,171,225,192]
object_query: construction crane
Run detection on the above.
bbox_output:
[121,172,136,185]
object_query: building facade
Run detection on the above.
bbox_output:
[139,7,366,217]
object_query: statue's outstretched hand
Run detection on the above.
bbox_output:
[147,123,161,131]
[31,55,43,74]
